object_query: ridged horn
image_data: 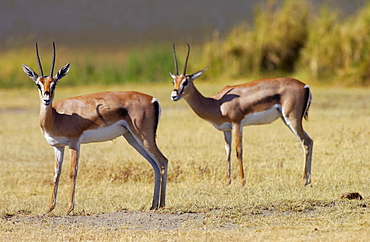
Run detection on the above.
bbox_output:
[35,43,44,76]
[183,43,190,75]
[172,43,179,75]
[50,41,56,77]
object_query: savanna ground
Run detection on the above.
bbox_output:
[0,83,369,241]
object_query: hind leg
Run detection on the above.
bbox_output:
[281,115,313,186]
[123,131,168,209]
[223,131,232,185]
[146,144,167,208]
[233,123,246,186]
[139,133,168,208]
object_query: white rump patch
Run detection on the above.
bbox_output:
[151,97,162,120]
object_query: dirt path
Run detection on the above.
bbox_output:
[2,210,207,231]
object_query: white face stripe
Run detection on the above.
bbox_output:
[171,75,188,100]
[36,80,44,93]
[176,80,186,96]
[36,78,57,106]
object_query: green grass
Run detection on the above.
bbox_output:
[0,82,369,240]
[202,0,370,86]
[3,1,370,90]
[0,44,174,88]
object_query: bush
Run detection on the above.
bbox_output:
[203,0,370,86]
[299,3,370,85]
[203,0,310,79]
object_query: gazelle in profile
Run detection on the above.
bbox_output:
[22,42,168,215]
[170,44,313,186]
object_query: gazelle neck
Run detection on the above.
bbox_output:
[183,83,220,121]
[39,102,55,131]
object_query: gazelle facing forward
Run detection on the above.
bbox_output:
[170,44,313,186]
[22,42,168,215]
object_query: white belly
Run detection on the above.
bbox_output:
[43,121,129,146]
[81,121,129,143]
[210,104,282,131]
[44,131,69,146]
[241,104,282,126]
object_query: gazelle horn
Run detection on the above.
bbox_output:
[50,42,56,77]
[35,43,44,76]
[183,43,190,75]
[172,43,179,75]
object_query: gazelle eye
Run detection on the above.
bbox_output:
[36,83,42,90]
[50,82,56,92]
[182,79,188,86]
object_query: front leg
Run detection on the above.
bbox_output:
[233,123,245,186]
[46,146,65,214]
[66,145,80,215]
[223,131,232,185]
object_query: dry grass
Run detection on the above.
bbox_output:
[0,82,369,240]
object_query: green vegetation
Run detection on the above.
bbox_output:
[0,84,369,240]
[203,0,370,86]
[204,0,309,78]
[0,45,174,88]
[2,0,370,88]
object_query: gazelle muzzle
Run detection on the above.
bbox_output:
[42,92,52,105]
[171,89,180,101]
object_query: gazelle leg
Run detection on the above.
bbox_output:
[154,148,168,208]
[147,146,167,208]
[300,131,313,185]
[281,115,313,186]
[143,137,168,208]
[223,131,232,185]
[46,146,65,214]
[233,123,245,186]
[123,132,164,210]
[66,145,80,215]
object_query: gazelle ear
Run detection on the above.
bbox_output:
[54,63,70,81]
[170,72,177,79]
[22,64,38,82]
[188,68,208,80]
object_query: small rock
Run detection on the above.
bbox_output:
[340,192,363,200]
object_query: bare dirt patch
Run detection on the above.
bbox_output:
[2,210,207,231]
[2,199,367,231]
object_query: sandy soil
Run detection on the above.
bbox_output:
[2,210,208,231]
